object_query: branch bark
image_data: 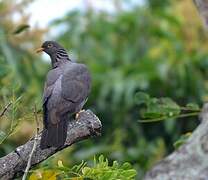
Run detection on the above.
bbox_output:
[0,110,101,180]
[194,0,208,29]
[144,104,208,180]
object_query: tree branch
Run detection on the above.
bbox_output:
[144,104,208,180]
[194,0,208,28]
[0,110,102,180]
[0,102,12,117]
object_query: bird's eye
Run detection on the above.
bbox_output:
[48,44,53,48]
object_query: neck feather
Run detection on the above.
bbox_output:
[50,48,71,68]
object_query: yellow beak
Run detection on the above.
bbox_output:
[36,47,44,53]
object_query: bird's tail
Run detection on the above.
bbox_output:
[40,115,69,149]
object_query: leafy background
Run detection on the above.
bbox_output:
[0,0,208,179]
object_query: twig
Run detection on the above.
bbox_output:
[22,105,40,180]
[138,112,199,123]
[0,102,12,117]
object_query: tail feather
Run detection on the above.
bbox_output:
[40,115,68,149]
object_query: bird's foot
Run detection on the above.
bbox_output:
[75,109,85,120]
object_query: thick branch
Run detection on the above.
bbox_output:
[144,104,208,180]
[194,0,208,28]
[0,110,101,180]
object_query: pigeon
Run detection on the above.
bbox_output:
[36,41,91,149]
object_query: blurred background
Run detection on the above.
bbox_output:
[1,0,208,179]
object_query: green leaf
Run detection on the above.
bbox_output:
[143,97,180,119]
[71,160,87,173]
[13,24,30,34]
[112,161,119,168]
[143,112,163,119]
[101,171,115,179]
[120,169,137,178]
[134,92,150,105]
[160,97,180,115]
[173,132,192,149]
[120,162,132,170]
[82,167,92,176]
[186,103,200,111]
[0,131,6,139]
[57,160,64,168]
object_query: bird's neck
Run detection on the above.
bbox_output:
[50,49,71,68]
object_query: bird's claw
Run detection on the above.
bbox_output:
[75,109,85,120]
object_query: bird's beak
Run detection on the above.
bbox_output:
[36,47,44,53]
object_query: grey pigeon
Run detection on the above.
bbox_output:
[36,41,91,149]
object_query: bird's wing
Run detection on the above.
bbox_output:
[42,68,62,128]
[43,68,62,103]
[61,63,91,103]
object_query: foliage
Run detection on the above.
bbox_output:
[0,95,22,144]
[12,24,30,34]
[173,132,192,149]
[135,92,200,122]
[29,155,137,180]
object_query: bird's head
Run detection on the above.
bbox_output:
[36,41,63,56]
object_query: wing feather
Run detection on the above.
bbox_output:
[61,63,91,103]
[42,68,62,127]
